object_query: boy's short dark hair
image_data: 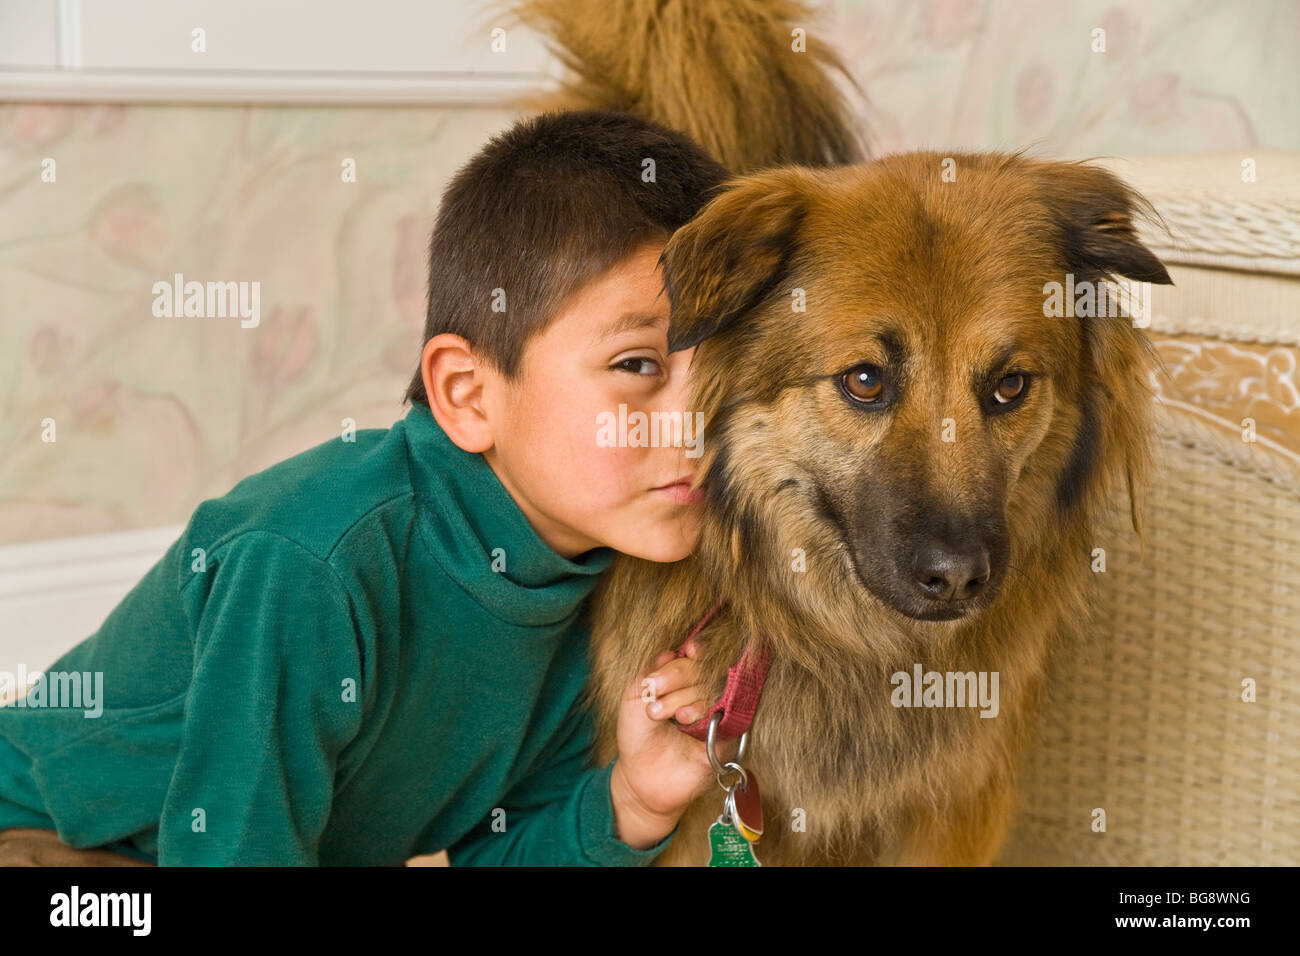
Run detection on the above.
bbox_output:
[403,109,731,406]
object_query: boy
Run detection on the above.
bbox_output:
[0,108,733,865]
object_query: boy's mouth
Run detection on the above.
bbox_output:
[652,476,704,505]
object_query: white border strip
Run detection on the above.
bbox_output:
[0,524,184,601]
[0,68,557,105]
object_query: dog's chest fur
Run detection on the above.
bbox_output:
[589,543,1088,866]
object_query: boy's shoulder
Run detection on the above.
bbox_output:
[182,418,414,571]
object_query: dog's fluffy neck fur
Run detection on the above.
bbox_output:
[621,496,1090,864]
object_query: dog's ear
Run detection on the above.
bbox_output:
[1035,161,1170,547]
[1034,161,1173,286]
[662,167,815,352]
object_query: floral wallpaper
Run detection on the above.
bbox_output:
[825,0,1299,156]
[0,104,516,543]
[1,0,1297,544]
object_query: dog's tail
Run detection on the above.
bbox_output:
[502,0,867,172]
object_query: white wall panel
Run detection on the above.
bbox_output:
[0,0,560,103]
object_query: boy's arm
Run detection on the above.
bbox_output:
[159,531,363,866]
[445,699,679,867]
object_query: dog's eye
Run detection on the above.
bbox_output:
[841,365,884,403]
[993,373,1027,405]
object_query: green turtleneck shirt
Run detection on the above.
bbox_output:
[0,403,677,866]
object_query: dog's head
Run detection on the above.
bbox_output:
[664,152,1170,624]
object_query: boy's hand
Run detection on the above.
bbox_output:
[608,637,742,849]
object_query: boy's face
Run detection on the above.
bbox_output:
[481,242,703,562]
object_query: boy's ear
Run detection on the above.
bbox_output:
[663,167,815,352]
[1033,161,1174,286]
[421,333,494,454]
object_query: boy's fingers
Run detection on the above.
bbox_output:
[635,650,680,701]
[651,649,677,669]
[641,656,704,698]
[645,687,708,722]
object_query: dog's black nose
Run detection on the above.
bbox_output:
[912,543,990,601]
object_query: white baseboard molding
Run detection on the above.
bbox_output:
[0,524,184,674]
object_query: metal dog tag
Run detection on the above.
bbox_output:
[725,767,763,842]
[708,814,761,866]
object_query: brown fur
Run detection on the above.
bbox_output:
[503,0,867,171]
[515,0,1173,864]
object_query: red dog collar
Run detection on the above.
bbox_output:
[673,598,772,741]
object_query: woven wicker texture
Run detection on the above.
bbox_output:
[1095,152,1300,277]
[998,406,1300,865]
[1143,195,1300,276]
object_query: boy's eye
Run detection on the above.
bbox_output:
[612,357,662,376]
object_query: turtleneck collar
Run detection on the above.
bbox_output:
[399,402,614,627]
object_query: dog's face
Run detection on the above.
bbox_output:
[663,152,1171,624]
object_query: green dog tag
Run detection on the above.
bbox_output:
[708,816,762,866]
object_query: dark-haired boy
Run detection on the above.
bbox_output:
[0,109,733,865]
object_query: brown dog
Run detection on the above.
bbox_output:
[584,155,1171,865]
[516,1,1173,864]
